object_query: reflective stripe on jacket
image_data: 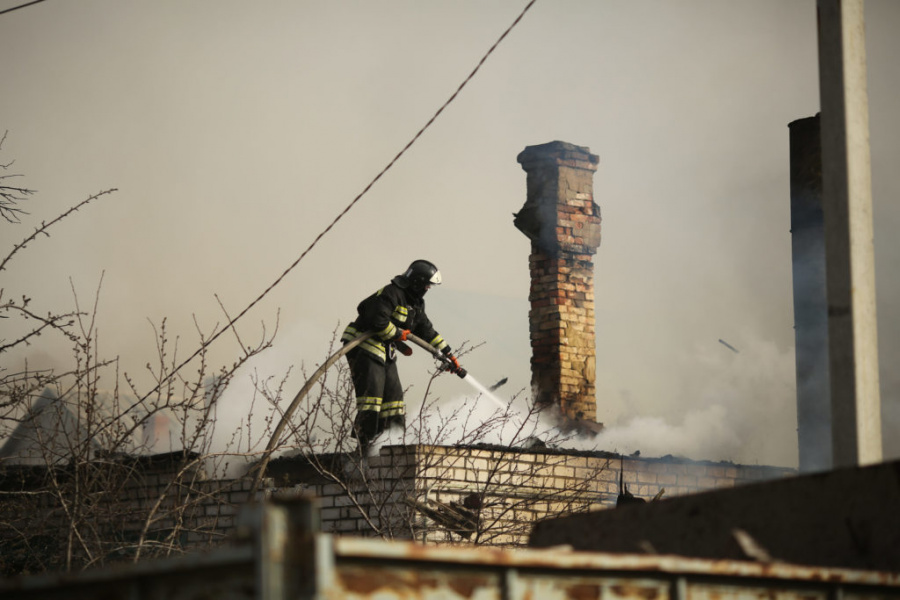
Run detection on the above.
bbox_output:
[342,282,448,364]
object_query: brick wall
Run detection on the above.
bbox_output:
[116,471,258,546]
[515,141,602,422]
[277,445,795,548]
[0,445,795,571]
[0,456,261,574]
[276,448,419,538]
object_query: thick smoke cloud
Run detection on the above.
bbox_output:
[1,1,898,469]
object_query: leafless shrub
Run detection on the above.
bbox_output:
[0,274,279,574]
[0,148,279,575]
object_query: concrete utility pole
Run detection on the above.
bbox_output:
[816,0,882,467]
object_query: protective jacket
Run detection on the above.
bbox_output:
[341,281,449,363]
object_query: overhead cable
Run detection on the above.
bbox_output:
[138,0,538,403]
[0,0,48,16]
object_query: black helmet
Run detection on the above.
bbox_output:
[393,259,442,294]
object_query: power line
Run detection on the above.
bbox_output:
[0,0,48,16]
[138,0,538,403]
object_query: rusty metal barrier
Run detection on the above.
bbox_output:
[2,495,899,600]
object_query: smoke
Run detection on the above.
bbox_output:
[587,334,798,466]
[392,333,798,466]
[573,408,739,460]
[343,329,798,469]
[3,1,897,469]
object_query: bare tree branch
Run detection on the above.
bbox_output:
[0,188,116,274]
[0,131,35,224]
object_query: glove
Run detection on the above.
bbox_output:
[395,329,410,342]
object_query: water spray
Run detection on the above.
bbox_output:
[402,333,534,439]
[461,373,531,437]
[460,374,509,413]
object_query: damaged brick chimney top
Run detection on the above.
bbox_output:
[515,141,602,425]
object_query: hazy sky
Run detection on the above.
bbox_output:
[2,1,898,468]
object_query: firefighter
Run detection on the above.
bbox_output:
[341,259,462,454]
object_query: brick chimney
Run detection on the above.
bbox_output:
[515,141,601,423]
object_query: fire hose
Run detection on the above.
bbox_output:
[251,331,465,491]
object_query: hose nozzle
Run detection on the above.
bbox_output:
[437,358,467,379]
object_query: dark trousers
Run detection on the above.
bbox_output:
[346,350,405,451]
